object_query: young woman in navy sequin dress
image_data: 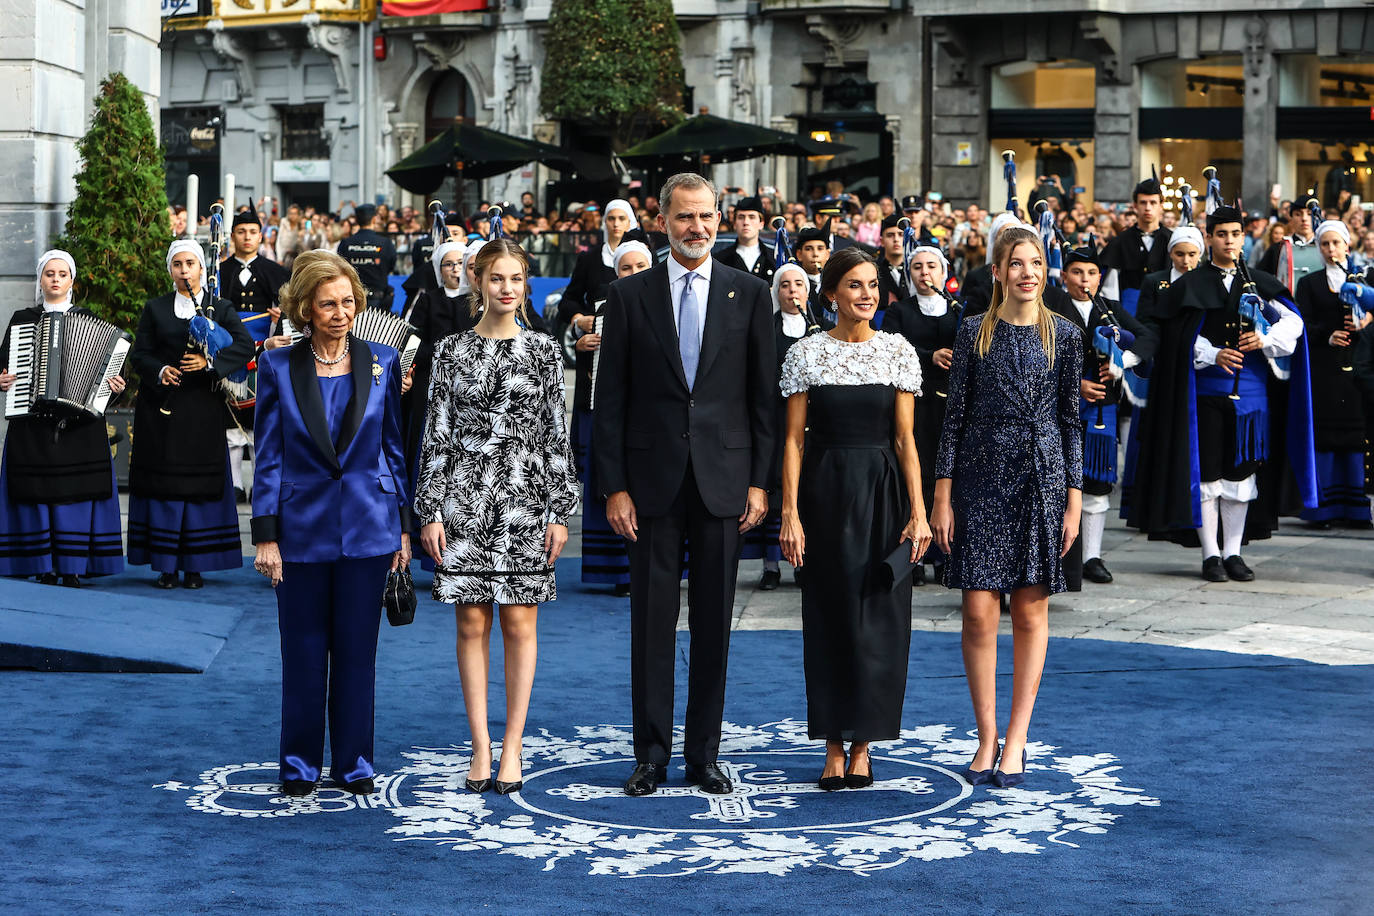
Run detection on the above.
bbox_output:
[931,227,1083,789]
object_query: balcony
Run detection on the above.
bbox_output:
[756,0,902,14]
[162,0,372,28]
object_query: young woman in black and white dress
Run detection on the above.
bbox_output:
[415,238,580,796]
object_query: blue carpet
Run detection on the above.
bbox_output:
[2,560,1370,913]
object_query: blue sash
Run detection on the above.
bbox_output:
[1195,356,1269,465]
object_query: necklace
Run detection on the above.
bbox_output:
[311,338,349,366]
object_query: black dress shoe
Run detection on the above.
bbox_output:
[60,575,82,588]
[1201,556,1228,582]
[1222,555,1254,582]
[36,572,58,585]
[624,762,667,796]
[844,753,874,789]
[183,572,204,589]
[613,583,631,598]
[758,569,781,590]
[281,779,315,797]
[341,777,374,795]
[155,572,178,589]
[818,774,848,791]
[684,762,733,795]
[1083,558,1113,584]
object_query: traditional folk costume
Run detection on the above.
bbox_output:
[218,208,291,500]
[879,245,959,582]
[0,250,124,584]
[127,240,254,585]
[1126,206,1318,582]
[714,196,775,285]
[1258,197,1326,295]
[1296,220,1374,526]
[1051,244,1156,585]
[742,261,832,588]
[1099,174,1172,315]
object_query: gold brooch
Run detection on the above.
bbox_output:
[372,357,383,385]
[728,290,736,299]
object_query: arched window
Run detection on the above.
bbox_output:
[426,69,476,142]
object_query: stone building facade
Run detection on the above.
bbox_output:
[0,0,160,317]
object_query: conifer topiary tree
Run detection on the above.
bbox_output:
[55,72,171,334]
[539,0,686,146]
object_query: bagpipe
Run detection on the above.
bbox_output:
[1339,268,1374,373]
[163,203,249,417]
[1002,150,1019,217]
[771,216,822,334]
[1033,199,1065,289]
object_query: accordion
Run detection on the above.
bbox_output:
[5,312,131,420]
[283,313,421,379]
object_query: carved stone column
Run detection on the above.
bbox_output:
[303,14,353,96]
[207,20,255,100]
[394,122,419,210]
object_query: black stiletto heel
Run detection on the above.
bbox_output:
[466,745,493,793]
[962,741,1001,787]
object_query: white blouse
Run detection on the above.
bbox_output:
[779,330,923,398]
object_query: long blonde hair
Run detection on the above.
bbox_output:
[975,226,1056,367]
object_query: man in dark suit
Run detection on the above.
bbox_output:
[714,196,774,285]
[337,204,396,311]
[594,173,776,798]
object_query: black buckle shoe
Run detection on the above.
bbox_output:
[1083,558,1113,584]
[758,569,781,591]
[155,572,178,589]
[624,762,667,796]
[60,575,82,588]
[1201,557,1227,582]
[684,762,733,795]
[36,572,58,586]
[1222,555,1254,582]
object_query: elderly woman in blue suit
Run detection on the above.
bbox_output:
[251,249,413,798]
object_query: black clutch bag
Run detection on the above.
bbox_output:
[879,541,920,591]
[384,567,417,626]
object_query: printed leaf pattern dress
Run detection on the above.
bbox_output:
[414,329,580,604]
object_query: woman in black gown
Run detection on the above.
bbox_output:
[778,247,931,790]
[880,245,960,584]
[930,226,1082,789]
[1297,220,1372,526]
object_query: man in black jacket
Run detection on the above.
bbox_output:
[876,214,909,307]
[594,173,775,799]
[714,196,774,284]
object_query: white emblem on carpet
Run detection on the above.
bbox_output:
[157,719,1160,876]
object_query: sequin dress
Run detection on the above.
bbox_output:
[934,316,1083,594]
[780,331,924,741]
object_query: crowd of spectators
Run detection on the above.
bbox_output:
[168,174,1374,285]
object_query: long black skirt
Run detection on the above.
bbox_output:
[798,384,912,742]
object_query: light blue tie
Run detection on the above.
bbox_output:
[678,271,701,387]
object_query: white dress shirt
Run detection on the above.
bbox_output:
[1193,268,1304,369]
[666,254,711,345]
[736,242,760,272]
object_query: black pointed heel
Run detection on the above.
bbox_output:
[844,751,874,789]
[494,751,523,795]
[992,749,1028,789]
[466,745,493,793]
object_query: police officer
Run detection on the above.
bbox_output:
[714,196,775,284]
[337,204,397,310]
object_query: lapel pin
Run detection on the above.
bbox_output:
[372,356,383,386]
[728,290,736,299]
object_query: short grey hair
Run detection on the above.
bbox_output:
[659,173,718,215]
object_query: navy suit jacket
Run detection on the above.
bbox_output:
[250,335,413,562]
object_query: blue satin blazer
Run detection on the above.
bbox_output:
[250,335,413,563]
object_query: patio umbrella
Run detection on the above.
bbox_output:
[385,122,574,194]
[619,113,854,166]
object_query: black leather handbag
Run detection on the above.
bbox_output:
[879,541,921,591]
[384,567,417,626]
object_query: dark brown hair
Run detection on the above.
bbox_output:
[818,245,876,299]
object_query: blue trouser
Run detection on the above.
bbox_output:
[276,554,391,784]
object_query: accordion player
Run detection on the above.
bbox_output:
[0,249,127,587]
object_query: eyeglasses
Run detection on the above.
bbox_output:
[440,260,462,270]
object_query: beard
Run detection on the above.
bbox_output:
[670,234,714,260]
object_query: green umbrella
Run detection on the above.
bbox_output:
[385,122,574,194]
[619,113,854,166]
